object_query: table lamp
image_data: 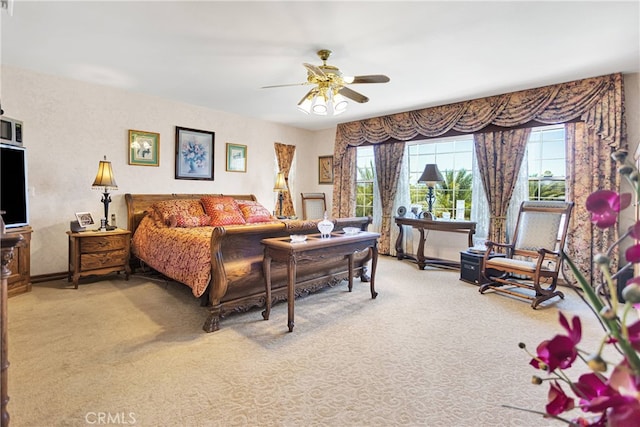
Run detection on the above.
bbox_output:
[418,163,444,219]
[92,155,118,230]
[273,171,287,218]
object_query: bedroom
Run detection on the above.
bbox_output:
[1,1,640,425]
[1,1,638,281]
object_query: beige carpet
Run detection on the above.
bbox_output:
[7,256,607,426]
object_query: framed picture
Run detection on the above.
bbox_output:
[175,126,215,180]
[318,155,334,184]
[75,212,95,227]
[128,129,159,166]
[226,143,247,172]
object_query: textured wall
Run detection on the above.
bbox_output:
[1,66,335,275]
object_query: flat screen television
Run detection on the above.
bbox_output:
[0,143,29,228]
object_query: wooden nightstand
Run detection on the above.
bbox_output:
[67,228,131,288]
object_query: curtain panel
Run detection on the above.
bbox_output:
[474,128,531,245]
[274,142,296,217]
[373,141,405,254]
[333,73,625,282]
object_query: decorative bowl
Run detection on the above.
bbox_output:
[343,227,360,235]
[290,235,307,243]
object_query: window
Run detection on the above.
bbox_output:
[407,136,474,219]
[356,125,566,221]
[527,125,566,201]
[356,146,374,217]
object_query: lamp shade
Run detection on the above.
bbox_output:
[273,171,287,191]
[92,156,118,189]
[418,164,444,186]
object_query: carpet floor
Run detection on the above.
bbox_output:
[7,256,608,426]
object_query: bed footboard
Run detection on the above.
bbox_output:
[203,217,372,332]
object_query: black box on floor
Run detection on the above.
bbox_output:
[460,250,506,285]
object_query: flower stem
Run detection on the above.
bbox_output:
[563,251,640,375]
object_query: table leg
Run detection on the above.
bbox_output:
[347,253,354,292]
[287,256,297,332]
[395,222,405,260]
[262,251,272,320]
[416,228,426,270]
[369,243,378,299]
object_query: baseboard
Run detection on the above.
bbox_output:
[31,272,67,283]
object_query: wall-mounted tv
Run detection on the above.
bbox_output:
[1,143,29,228]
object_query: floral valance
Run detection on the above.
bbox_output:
[335,74,623,153]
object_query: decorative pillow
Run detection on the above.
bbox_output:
[237,200,274,223]
[201,196,246,226]
[151,199,206,226]
[168,214,212,228]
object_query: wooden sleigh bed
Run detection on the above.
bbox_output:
[125,193,373,332]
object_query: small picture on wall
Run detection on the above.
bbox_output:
[128,129,160,166]
[226,143,247,172]
[319,155,334,184]
[175,126,215,180]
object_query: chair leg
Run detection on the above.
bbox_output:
[531,290,564,309]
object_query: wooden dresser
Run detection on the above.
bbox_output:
[3,225,32,297]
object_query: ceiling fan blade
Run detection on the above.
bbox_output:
[262,82,311,89]
[297,88,317,105]
[344,74,390,84]
[338,87,369,103]
[303,63,326,77]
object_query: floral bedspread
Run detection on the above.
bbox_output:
[131,215,213,297]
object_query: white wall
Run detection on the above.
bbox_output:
[621,73,640,257]
[1,66,335,276]
[3,66,638,276]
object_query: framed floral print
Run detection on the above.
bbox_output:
[318,155,334,184]
[175,126,214,180]
[226,143,247,172]
[128,129,159,166]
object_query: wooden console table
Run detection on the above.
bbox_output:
[261,231,380,332]
[394,216,476,269]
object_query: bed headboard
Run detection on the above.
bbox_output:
[125,193,258,234]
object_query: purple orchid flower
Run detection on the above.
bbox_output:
[547,381,575,415]
[531,313,582,372]
[585,190,632,229]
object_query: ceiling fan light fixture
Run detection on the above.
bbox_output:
[311,92,328,115]
[297,97,312,114]
[332,93,348,115]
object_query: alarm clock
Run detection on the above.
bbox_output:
[397,206,407,217]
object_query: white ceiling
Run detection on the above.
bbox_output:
[1,1,639,131]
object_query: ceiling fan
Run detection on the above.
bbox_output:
[262,49,390,116]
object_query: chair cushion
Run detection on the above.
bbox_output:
[486,257,552,273]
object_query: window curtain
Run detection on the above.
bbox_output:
[565,122,621,285]
[333,73,625,281]
[473,128,531,245]
[373,141,405,254]
[274,142,296,217]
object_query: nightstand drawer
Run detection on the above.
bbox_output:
[80,249,128,270]
[80,235,127,253]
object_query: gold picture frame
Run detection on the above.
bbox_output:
[319,155,333,184]
[128,129,160,167]
[226,143,247,172]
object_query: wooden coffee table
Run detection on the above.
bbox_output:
[261,231,380,332]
